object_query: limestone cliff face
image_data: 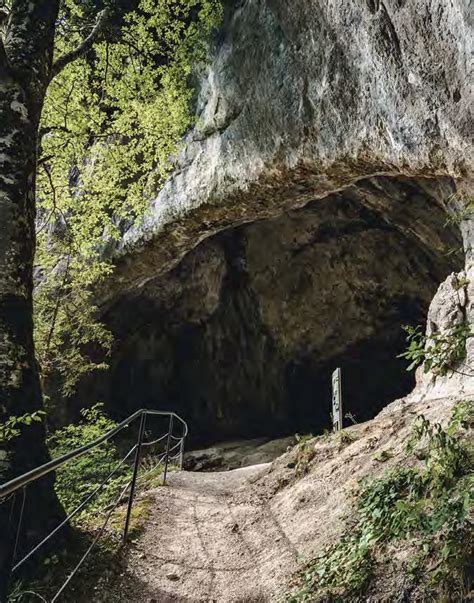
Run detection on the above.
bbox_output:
[80,1,473,438]
[109,0,472,295]
[413,269,474,400]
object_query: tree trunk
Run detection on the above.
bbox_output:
[0,1,61,598]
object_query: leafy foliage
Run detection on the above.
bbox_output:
[293,434,316,477]
[7,406,178,601]
[288,401,474,602]
[46,404,131,517]
[446,191,474,227]
[0,412,45,444]
[400,321,472,377]
[399,192,473,380]
[34,0,222,396]
[46,403,177,521]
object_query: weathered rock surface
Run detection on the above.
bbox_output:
[107,0,473,301]
[68,1,473,439]
[183,435,296,471]
[67,176,463,442]
[411,185,474,399]
[413,269,474,399]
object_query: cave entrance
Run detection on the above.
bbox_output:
[79,177,462,447]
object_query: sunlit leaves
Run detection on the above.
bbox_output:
[35,0,222,396]
[399,322,473,377]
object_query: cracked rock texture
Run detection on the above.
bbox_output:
[107,0,473,301]
[69,177,465,441]
[70,0,474,437]
[413,268,474,400]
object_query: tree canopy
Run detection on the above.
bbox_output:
[33,0,222,398]
[0,2,221,595]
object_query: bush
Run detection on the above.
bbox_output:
[47,404,132,519]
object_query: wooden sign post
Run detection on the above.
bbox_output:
[332,367,343,432]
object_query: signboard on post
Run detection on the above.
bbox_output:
[332,367,343,432]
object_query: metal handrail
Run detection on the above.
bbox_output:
[141,433,168,447]
[51,478,133,603]
[0,409,188,500]
[12,444,138,572]
[1,408,188,602]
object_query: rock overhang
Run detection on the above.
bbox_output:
[102,0,472,305]
[74,0,474,441]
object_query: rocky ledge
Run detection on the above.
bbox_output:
[73,0,473,438]
[107,0,473,299]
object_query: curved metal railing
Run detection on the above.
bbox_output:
[0,408,188,602]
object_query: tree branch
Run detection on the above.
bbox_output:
[51,8,109,79]
[0,36,8,76]
[39,124,72,139]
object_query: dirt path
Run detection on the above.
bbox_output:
[101,396,464,602]
[107,464,300,602]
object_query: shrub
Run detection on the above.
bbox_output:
[400,322,473,377]
[47,404,132,519]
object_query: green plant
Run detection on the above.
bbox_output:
[295,433,314,446]
[46,404,132,518]
[288,401,473,602]
[400,322,473,377]
[7,580,48,602]
[339,431,356,446]
[138,454,179,488]
[399,192,473,381]
[0,411,45,444]
[374,449,394,463]
[445,192,474,226]
[34,0,223,397]
[453,277,470,291]
[295,438,316,477]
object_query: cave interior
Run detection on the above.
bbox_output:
[67,176,462,447]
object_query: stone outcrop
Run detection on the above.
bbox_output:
[182,435,296,471]
[106,0,473,301]
[76,0,473,440]
[412,270,474,400]
[411,184,474,400]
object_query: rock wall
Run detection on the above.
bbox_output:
[412,210,474,400]
[75,1,473,440]
[105,0,472,302]
[66,176,463,443]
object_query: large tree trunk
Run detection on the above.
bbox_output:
[0,1,61,598]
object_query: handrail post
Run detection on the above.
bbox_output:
[123,412,146,540]
[178,421,186,470]
[179,438,185,470]
[12,486,27,561]
[163,414,174,485]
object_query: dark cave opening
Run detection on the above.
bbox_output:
[63,177,463,448]
[286,327,419,437]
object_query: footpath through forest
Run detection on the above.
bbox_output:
[103,464,298,602]
[93,395,460,602]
